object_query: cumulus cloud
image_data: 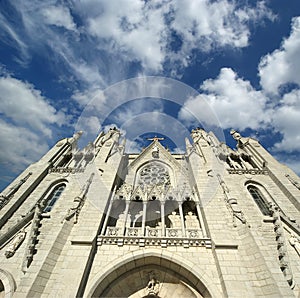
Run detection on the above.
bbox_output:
[0,120,48,172]
[0,76,65,136]
[0,75,66,186]
[179,68,269,131]
[86,0,168,71]
[271,89,300,152]
[1,0,275,88]
[84,0,274,72]
[179,65,300,155]
[259,17,300,94]
[171,0,274,61]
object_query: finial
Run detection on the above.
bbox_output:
[230,129,241,141]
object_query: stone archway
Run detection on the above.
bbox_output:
[0,280,4,298]
[0,269,16,298]
[96,264,204,297]
[86,250,220,297]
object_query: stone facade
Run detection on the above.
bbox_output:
[0,127,300,297]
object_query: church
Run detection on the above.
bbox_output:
[0,127,300,297]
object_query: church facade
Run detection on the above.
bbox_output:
[0,127,300,297]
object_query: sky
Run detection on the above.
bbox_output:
[1,0,300,191]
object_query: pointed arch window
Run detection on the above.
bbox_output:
[43,184,66,212]
[248,186,271,216]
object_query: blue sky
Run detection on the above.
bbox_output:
[1,0,300,191]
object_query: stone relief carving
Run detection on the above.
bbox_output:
[97,127,119,148]
[286,174,300,190]
[4,229,26,258]
[289,233,300,257]
[0,172,32,210]
[217,174,249,227]
[145,271,160,296]
[62,173,94,224]
[227,198,247,227]
[191,127,209,143]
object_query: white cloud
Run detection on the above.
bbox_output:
[85,0,274,72]
[0,11,29,64]
[72,88,105,107]
[271,89,300,152]
[87,0,168,71]
[42,5,77,31]
[0,75,67,185]
[179,68,269,131]
[259,17,300,94]
[3,0,275,83]
[0,76,65,136]
[0,120,49,172]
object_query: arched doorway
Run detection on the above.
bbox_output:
[87,253,219,297]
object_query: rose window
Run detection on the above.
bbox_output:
[139,163,170,186]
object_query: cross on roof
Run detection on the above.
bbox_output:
[147,136,165,142]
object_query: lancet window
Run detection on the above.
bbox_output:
[43,184,66,212]
[248,185,271,216]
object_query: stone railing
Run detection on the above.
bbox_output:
[100,227,207,248]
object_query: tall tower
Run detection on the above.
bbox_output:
[0,128,300,297]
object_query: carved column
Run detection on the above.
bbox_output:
[121,200,130,236]
[227,156,236,169]
[178,202,186,237]
[196,203,207,238]
[160,201,165,237]
[101,198,114,235]
[141,201,147,236]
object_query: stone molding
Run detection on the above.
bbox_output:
[227,169,268,175]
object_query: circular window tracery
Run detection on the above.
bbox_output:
[139,163,170,186]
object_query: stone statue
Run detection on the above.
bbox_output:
[185,211,200,229]
[152,144,159,158]
[98,127,119,147]
[84,142,95,164]
[70,131,83,153]
[115,212,131,228]
[5,229,26,258]
[168,211,181,228]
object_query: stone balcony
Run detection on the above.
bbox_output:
[99,226,211,248]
